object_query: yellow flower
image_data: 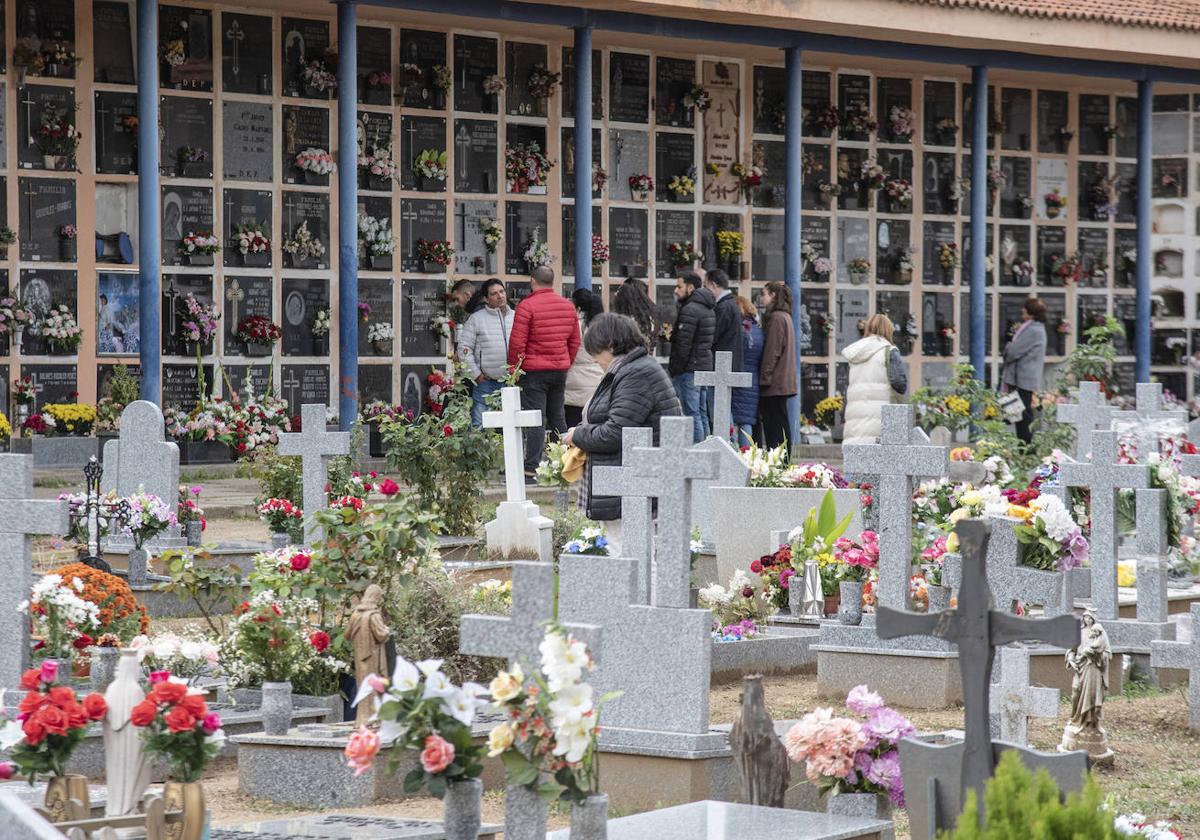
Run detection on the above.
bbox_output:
[948,508,970,525]
[488,665,524,702]
[983,404,1000,420]
[945,396,970,417]
[1117,559,1137,588]
[487,722,515,757]
[949,447,973,462]
[960,490,982,508]
[1007,504,1034,522]
[946,532,959,553]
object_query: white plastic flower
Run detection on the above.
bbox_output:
[548,681,594,726]
[392,657,420,692]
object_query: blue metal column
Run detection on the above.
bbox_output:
[136,0,161,403]
[572,26,593,291]
[1136,79,1153,383]
[969,65,988,380]
[784,45,803,440]
[337,2,359,429]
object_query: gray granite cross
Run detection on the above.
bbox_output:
[1055,381,1110,459]
[1057,431,1149,620]
[989,646,1059,745]
[1109,382,1188,432]
[942,516,1067,616]
[1135,488,1169,626]
[277,404,351,545]
[591,428,655,605]
[0,455,69,688]
[843,404,948,609]
[695,351,751,441]
[483,386,542,503]
[1150,604,1200,732]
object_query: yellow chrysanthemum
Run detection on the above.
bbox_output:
[946,396,971,417]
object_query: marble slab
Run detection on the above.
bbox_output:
[211,814,501,839]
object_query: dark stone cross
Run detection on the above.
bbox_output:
[877,518,1087,838]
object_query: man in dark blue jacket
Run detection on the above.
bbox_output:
[704,269,743,433]
[669,272,716,442]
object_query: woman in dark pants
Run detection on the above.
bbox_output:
[1001,297,1048,445]
[758,281,797,452]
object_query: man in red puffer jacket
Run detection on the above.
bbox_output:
[507,265,580,480]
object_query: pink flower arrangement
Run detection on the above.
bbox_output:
[344,726,380,776]
[420,734,455,774]
[832,531,879,582]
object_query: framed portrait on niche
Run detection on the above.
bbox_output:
[96,272,140,355]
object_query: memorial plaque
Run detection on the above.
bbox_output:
[923,80,958,147]
[876,78,912,144]
[225,364,271,401]
[702,61,740,205]
[223,189,272,269]
[837,74,871,140]
[800,363,830,416]
[655,209,694,279]
[1076,294,1108,338]
[610,52,650,124]
[836,147,867,210]
[834,288,868,353]
[454,200,498,274]
[799,288,830,357]
[161,274,214,356]
[801,142,829,211]
[802,71,832,138]
[94,90,138,176]
[358,110,392,170]
[876,219,911,284]
[452,119,497,194]
[561,204,600,279]
[1035,90,1070,153]
[1078,93,1111,155]
[222,101,273,182]
[97,364,141,401]
[504,202,548,275]
[961,84,996,149]
[1115,98,1137,158]
[281,18,332,99]
[836,216,870,277]
[877,149,913,214]
[359,277,393,357]
[1114,228,1137,288]
[1153,158,1187,198]
[399,30,447,111]
[608,129,648,201]
[399,198,447,273]
[961,222,995,285]
[505,123,546,161]
[655,56,695,128]
[1000,88,1031,151]
[359,364,393,406]
[877,290,916,355]
[22,365,77,411]
[20,269,76,356]
[751,140,786,208]
[562,46,603,121]
[398,364,434,416]
[1035,158,1069,218]
[282,105,331,185]
[1076,160,1110,222]
[161,185,213,266]
[281,277,330,357]
[700,212,740,273]
[1113,296,1137,355]
[506,41,549,118]
[1153,112,1188,156]
[400,278,444,358]
[93,1,134,84]
[753,65,786,135]
[18,178,75,262]
[1037,226,1067,286]
[1115,162,1136,223]
[281,191,330,270]
[998,156,1032,218]
[159,6,212,91]
[751,215,784,282]
[281,364,329,415]
[959,291,994,358]
[160,95,213,178]
[802,215,831,282]
[400,115,446,192]
[1151,329,1187,367]
[998,225,1032,286]
[922,221,957,285]
[655,131,695,201]
[96,271,141,355]
[357,26,392,106]
[923,152,956,215]
[921,291,956,357]
[222,12,273,95]
[223,275,273,357]
[609,207,648,279]
[454,35,499,115]
[18,85,74,169]
[560,127,601,199]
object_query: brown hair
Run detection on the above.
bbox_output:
[763,281,792,314]
[1024,297,1047,323]
[736,295,757,319]
[863,313,895,342]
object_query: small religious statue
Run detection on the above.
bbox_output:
[1059,610,1115,766]
[347,584,391,726]
[1001,232,1018,271]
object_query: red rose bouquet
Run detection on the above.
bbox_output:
[130,672,224,781]
[7,661,107,780]
[234,316,282,345]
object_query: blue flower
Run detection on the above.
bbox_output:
[594,536,608,549]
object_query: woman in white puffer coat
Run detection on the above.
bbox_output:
[841,313,908,444]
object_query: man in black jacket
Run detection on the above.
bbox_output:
[704,268,743,433]
[669,272,716,442]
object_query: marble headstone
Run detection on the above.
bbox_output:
[101,401,181,524]
[276,404,350,545]
[591,428,655,604]
[482,387,552,561]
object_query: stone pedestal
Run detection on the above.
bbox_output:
[816,647,963,708]
[1059,722,1114,767]
[484,500,553,562]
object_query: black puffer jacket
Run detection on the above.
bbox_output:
[572,347,682,521]
[668,288,717,377]
[712,292,744,372]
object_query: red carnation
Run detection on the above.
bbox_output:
[310,631,331,653]
[442,424,454,437]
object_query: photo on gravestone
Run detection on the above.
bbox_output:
[18,177,76,262]
[1037,225,1067,286]
[282,105,331,185]
[21,364,77,411]
[160,95,213,179]
[358,363,393,406]
[281,191,330,270]
[800,287,831,357]
[161,274,214,357]
[281,276,330,357]
[357,26,392,107]
[454,199,497,275]
[1079,93,1111,156]
[998,224,1032,286]
[700,211,740,275]
[607,128,648,201]
[1115,98,1137,158]
[162,363,214,411]
[877,148,913,214]
[1000,88,1032,151]
[97,364,141,404]
[961,222,996,285]
[160,185,213,267]
[398,29,446,111]
[358,194,394,271]
[400,114,446,192]
[802,70,832,138]
[923,151,956,216]
[280,364,329,416]
[959,291,995,360]
[223,188,273,269]
[223,275,273,358]
[876,289,916,355]
[1153,158,1188,199]
[837,73,871,141]
[752,65,786,135]
[159,5,212,91]
[399,278,444,358]
[280,18,332,100]
[561,204,601,279]
[876,77,912,144]
[94,90,137,175]
[609,52,649,124]
[999,156,1032,219]
[358,110,394,191]
[876,218,911,284]
[19,269,76,356]
[222,100,273,182]
[751,140,785,207]
[1077,227,1111,288]
[399,198,447,273]
[801,215,831,282]
[655,56,696,129]
[504,201,548,276]
[1077,294,1108,339]
[17,84,74,169]
[923,221,958,285]
[608,207,648,279]
[800,363,830,417]
[560,127,602,199]
[923,80,958,147]
[836,147,867,210]
[702,60,740,205]
[224,364,270,402]
[17,0,74,75]
[358,277,394,357]
[506,41,549,118]
[92,1,134,84]
[1037,90,1070,153]
[751,215,784,282]
[922,291,956,357]
[801,142,828,211]
[454,34,499,115]
[398,364,433,417]
[655,208,694,279]
[561,46,603,121]
[452,119,497,194]
[96,271,140,356]
[655,131,694,202]
[836,215,870,281]
[221,12,272,95]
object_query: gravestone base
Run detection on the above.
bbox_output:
[1103,618,1176,651]
[815,646,962,709]
[484,500,553,562]
[12,435,101,468]
[710,625,820,684]
[212,814,503,839]
[691,551,718,589]
[1027,646,1125,697]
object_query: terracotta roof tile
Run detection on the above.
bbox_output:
[903,0,1200,32]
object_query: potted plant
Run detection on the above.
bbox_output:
[359,146,398,191]
[413,149,448,191]
[668,241,702,273]
[715,230,743,277]
[0,227,16,260]
[59,225,78,262]
[1044,187,1068,219]
[818,182,841,209]
[628,173,653,201]
[233,224,271,267]
[179,231,220,266]
[859,159,887,208]
[505,142,553,195]
[41,304,82,354]
[234,315,282,354]
[282,220,326,269]
[228,593,309,735]
[294,147,337,185]
[845,257,871,285]
[416,238,454,274]
[367,321,394,355]
[177,486,206,547]
[175,146,209,178]
[358,214,395,270]
[36,105,82,171]
[667,173,696,202]
[311,308,331,354]
[258,498,303,549]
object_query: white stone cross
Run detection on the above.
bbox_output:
[1056,381,1110,460]
[843,404,948,609]
[695,351,751,442]
[592,428,655,605]
[483,386,542,503]
[1150,604,1200,732]
[989,646,1059,745]
[943,516,1066,615]
[0,455,69,688]
[1058,431,1149,621]
[277,404,351,545]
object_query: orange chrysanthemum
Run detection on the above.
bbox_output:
[49,562,150,635]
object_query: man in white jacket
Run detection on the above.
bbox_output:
[457,279,514,427]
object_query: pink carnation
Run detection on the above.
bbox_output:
[845,684,884,715]
[783,708,868,783]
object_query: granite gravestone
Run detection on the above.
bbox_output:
[504,203,548,276]
[160,185,213,266]
[20,270,76,356]
[161,363,214,411]
[223,189,273,268]
[225,365,270,401]
[358,278,393,357]
[1149,604,1200,732]
[162,275,214,356]
[608,129,649,201]
[281,277,330,356]
[358,365,393,406]
[356,26,392,107]
[101,401,183,550]
[656,57,696,128]
[989,645,1060,745]
[453,34,499,115]
[21,364,77,411]
[1108,382,1188,454]
[282,106,331,185]
[453,119,498,195]
[482,387,553,561]
[942,516,1069,617]
[751,215,784,282]
[93,1,135,84]
[752,65,786,135]
[1078,94,1110,156]
[280,17,331,99]
[609,207,649,278]
[655,209,695,279]
[696,351,751,443]
[281,365,330,416]
[400,199,447,274]
[222,12,273,95]
[505,41,549,118]
[18,85,74,169]
[398,29,446,110]
[223,275,273,358]
[18,178,76,262]
[561,205,601,280]
[562,45,603,121]
[655,131,695,202]
[399,278,443,358]
[282,192,330,270]
[278,404,350,545]
[94,90,138,175]
[160,95,213,178]
[159,5,213,91]
[591,428,656,605]
[399,115,446,192]
[454,200,497,274]
[923,154,956,216]
[610,52,650,124]
[222,101,274,182]
[1101,488,1177,651]
[561,126,602,200]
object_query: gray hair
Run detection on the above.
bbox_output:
[531,265,555,286]
[583,313,646,357]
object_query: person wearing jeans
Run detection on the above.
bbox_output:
[668,272,716,442]
[456,279,513,428]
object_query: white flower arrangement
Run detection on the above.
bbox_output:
[283,220,327,263]
[367,321,394,343]
[234,224,270,255]
[129,631,220,684]
[41,304,82,353]
[294,147,337,175]
[357,214,395,257]
[523,227,552,269]
[358,147,398,181]
[312,308,332,337]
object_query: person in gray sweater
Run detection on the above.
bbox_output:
[1001,296,1048,444]
[457,279,514,427]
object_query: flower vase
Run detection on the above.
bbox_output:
[60,238,77,262]
[866,189,876,209]
[631,188,649,202]
[185,521,203,547]
[270,532,291,550]
[89,646,119,692]
[504,782,549,840]
[371,338,393,355]
[554,488,569,513]
[821,192,835,209]
[827,791,890,820]
[443,778,483,840]
[260,680,294,735]
[897,267,913,284]
[1046,205,1061,219]
[127,546,150,586]
[303,169,325,186]
[163,780,207,840]
[570,793,610,840]
[927,583,951,613]
[837,580,864,625]
[241,251,270,267]
[43,155,61,170]
[44,774,90,822]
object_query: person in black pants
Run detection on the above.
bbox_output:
[1001,297,1048,445]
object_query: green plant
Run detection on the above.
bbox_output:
[106,364,141,406]
[910,364,1001,434]
[1052,316,1124,397]
[157,549,244,636]
[241,448,303,508]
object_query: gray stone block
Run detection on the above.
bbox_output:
[690,436,749,546]
[1150,603,1200,731]
[277,404,351,545]
[710,625,819,683]
[212,814,502,839]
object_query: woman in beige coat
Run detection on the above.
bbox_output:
[564,288,606,427]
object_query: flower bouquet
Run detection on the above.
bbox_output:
[19,573,100,661]
[535,440,572,488]
[233,224,271,265]
[43,403,96,436]
[732,162,765,193]
[1044,187,1068,218]
[294,148,337,182]
[359,147,398,185]
[628,173,654,200]
[505,142,553,194]
[888,106,914,140]
[844,105,879,136]
[35,105,82,169]
[859,159,887,192]
[283,221,327,267]
[417,238,455,270]
[358,214,395,266]
[6,662,108,781]
[1010,494,1089,571]
[846,258,871,283]
[413,149,449,185]
[234,316,282,347]
[179,231,220,264]
[523,228,552,269]
[181,294,220,346]
[482,74,505,96]
[367,321,394,353]
[885,178,913,208]
[41,305,82,354]
[590,234,609,269]
[814,395,844,430]
[130,632,220,685]
[311,308,331,338]
[130,673,224,781]
[668,241,702,269]
[818,182,842,206]
[667,174,696,201]
[715,230,743,262]
[123,489,178,549]
[527,63,561,100]
[563,522,611,556]
[698,569,769,638]
[831,532,879,582]
[300,55,338,94]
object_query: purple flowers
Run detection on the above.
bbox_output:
[863,750,905,806]
[862,706,916,750]
[846,684,883,715]
[1064,530,1089,570]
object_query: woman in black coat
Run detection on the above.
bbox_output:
[563,313,681,554]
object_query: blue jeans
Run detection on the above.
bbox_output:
[471,378,503,428]
[672,372,710,443]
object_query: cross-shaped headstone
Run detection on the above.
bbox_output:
[942,516,1065,614]
[1056,381,1110,459]
[878,519,1083,831]
[1058,431,1149,620]
[989,646,1059,745]
[695,351,751,442]
[1150,604,1200,732]
[592,428,655,605]
[843,404,948,609]
[1109,382,1188,430]
[482,386,542,504]
[277,404,351,545]
[0,455,69,688]
[1135,488,1169,626]
[623,417,719,609]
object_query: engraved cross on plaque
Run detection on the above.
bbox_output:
[225,278,245,325]
[20,89,36,147]
[226,19,245,79]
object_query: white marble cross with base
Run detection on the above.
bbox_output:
[277,404,351,545]
[1150,604,1200,732]
[1056,381,1110,460]
[591,428,655,604]
[1109,382,1188,430]
[695,350,751,442]
[482,386,552,561]
[989,645,1060,745]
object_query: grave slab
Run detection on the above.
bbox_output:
[211,814,501,839]
[710,624,819,684]
[1150,604,1200,731]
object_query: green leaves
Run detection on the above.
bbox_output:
[501,750,540,787]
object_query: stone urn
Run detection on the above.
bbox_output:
[185,521,203,547]
[127,546,150,586]
[837,580,864,625]
[260,680,294,736]
[443,777,483,840]
[570,792,610,840]
[89,646,119,692]
[827,791,890,819]
[504,782,548,840]
[926,583,951,613]
[270,532,291,550]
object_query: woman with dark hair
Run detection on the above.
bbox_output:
[758,280,797,451]
[612,277,659,353]
[563,313,681,553]
[1002,296,1048,445]
[565,288,606,427]
[731,296,763,447]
